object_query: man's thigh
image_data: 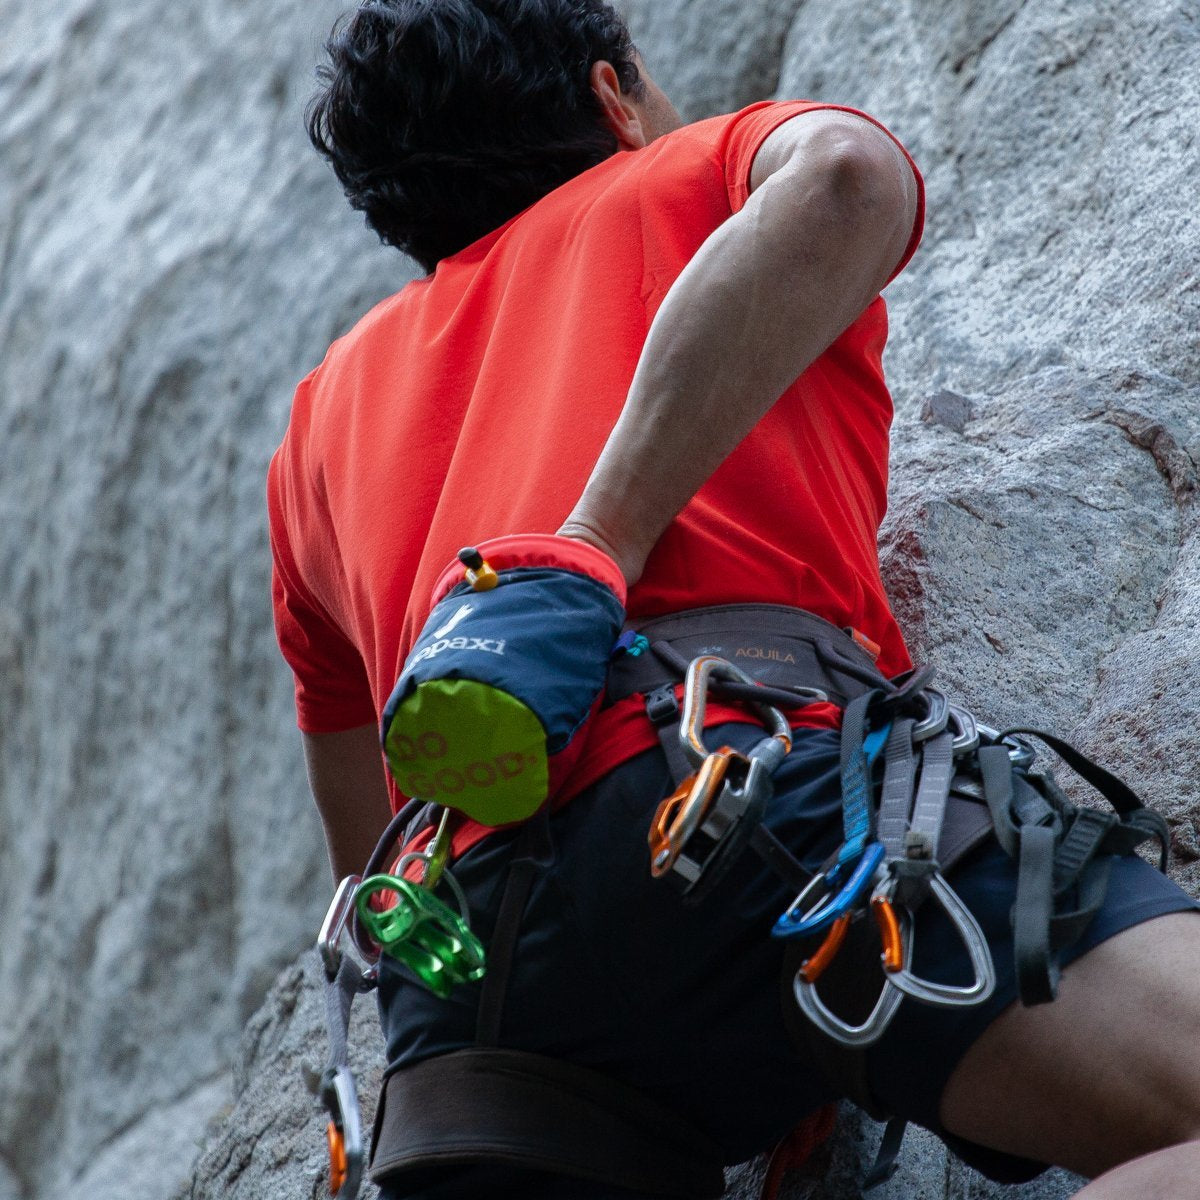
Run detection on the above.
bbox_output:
[940,910,1200,1177]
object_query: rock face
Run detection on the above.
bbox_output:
[0,2,1195,1199]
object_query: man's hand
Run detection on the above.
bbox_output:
[558,108,919,588]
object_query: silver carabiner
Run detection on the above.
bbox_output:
[792,916,911,1048]
[319,1064,365,1199]
[976,723,1036,771]
[947,704,980,756]
[883,872,996,1009]
[318,875,364,979]
[677,655,791,771]
[911,688,950,743]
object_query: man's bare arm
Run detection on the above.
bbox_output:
[557,109,919,584]
[302,724,394,881]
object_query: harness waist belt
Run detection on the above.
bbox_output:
[369,1048,726,1198]
[606,603,890,710]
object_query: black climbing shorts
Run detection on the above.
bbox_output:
[375,723,1197,1189]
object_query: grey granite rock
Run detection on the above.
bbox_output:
[0,1,1196,1199]
[177,957,384,1200]
[0,2,406,1197]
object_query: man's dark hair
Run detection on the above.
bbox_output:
[307,0,644,273]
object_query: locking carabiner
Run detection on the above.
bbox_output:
[677,655,792,772]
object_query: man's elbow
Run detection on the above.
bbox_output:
[756,115,919,280]
[816,133,918,258]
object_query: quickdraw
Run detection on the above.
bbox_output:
[773,688,1003,1047]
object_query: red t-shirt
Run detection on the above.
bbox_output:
[269,100,924,828]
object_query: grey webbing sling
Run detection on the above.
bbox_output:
[978,728,1169,1005]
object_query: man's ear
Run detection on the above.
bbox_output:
[589,60,647,151]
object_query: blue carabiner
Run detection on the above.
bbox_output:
[773,841,886,939]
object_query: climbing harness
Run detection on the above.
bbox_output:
[310,600,1171,1198]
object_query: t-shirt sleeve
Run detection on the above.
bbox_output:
[267,420,377,735]
[721,100,926,282]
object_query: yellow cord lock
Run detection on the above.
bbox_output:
[458,546,499,591]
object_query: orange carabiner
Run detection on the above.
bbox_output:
[872,894,904,973]
[798,913,852,984]
[648,748,738,876]
[327,1121,348,1195]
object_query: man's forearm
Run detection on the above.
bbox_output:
[558,112,918,584]
[303,724,394,882]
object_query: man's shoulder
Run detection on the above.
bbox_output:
[315,283,419,369]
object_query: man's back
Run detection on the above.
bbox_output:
[270,102,915,767]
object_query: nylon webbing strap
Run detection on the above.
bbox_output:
[1004,727,1170,871]
[604,603,891,709]
[978,727,1171,1007]
[644,684,695,786]
[475,809,552,1047]
[876,719,916,858]
[909,730,955,860]
[838,692,881,866]
[1046,857,1114,951]
[324,955,375,1076]
[1000,727,1143,813]
[863,1117,907,1191]
[1014,822,1058,1004]
[1052,807,1118,890]
[369,1049,726,1197]
[750,822,814,896]
[978,746,1018,857]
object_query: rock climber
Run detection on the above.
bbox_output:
[268,2,1200,1197]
